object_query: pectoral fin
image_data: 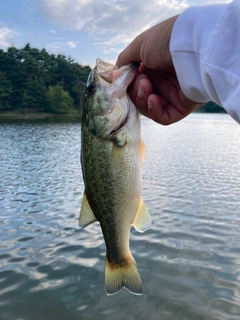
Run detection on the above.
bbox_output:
[79,191,97,229]
[132,198,151,232]
[111,143,125,173]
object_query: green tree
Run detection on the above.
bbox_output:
[46,85,74,114]
[21,77,47,111]
[0,43,91,113]
[199,101,225,113]
[0,71,12,110]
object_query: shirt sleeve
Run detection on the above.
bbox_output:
[170,0,240,124]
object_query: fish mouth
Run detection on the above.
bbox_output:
[98,71,113,84]
[96,58,138,89]
[96,59,114,86]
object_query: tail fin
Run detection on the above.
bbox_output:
[105,255,143,295]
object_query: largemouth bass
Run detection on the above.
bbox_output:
[80,58,151,295]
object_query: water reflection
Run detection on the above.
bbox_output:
[0,114,240,320]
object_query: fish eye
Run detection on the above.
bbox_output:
[87,81,96,93]
[87,70,96,93]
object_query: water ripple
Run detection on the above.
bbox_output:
[1,115,240,319]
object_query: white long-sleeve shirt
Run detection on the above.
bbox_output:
[170,0,240,124]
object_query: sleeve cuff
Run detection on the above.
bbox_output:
[170,3,228,103]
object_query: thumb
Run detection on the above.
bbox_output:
[115,34,144,68]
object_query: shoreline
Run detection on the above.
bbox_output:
[0,111,82,120]
[0,109,226,121]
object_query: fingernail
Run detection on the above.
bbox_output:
[147,98,153,110]
[137,83,145,98]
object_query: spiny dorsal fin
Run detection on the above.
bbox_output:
[105,254,143,295]
[138,140,147,167]
[79,191,97,229]
[132,197,151,233]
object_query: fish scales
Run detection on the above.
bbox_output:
[82,125,139,261]
[80,58,151,295]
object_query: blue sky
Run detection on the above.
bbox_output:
[0,0,229,67]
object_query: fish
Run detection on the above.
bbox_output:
[80,58,151,295]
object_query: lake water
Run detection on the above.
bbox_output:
[0,113,240,320]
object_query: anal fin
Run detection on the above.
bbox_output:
[132,197,151,232]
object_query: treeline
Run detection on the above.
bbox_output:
[0,43,91,113]
[0,44,224,115]
[199,101,225,113]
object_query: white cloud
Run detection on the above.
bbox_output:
[103,47,122,54]
[42,0,188,34]
[41,0,230,33]
[41,0,230,56]
[67,41,77,48]
[0,27,19,48]
[50,29,56,34]
[41,0,189,51]
[49,41,65,50]
[189,0,230,3]
[48,40,77,54]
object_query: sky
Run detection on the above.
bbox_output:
[0,0,230,68]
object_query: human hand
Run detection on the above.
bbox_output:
[116,16,203,125]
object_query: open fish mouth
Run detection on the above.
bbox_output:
[98,71,113,84]
[96,58,138,90]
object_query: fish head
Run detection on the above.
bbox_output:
[83,58,137,138]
